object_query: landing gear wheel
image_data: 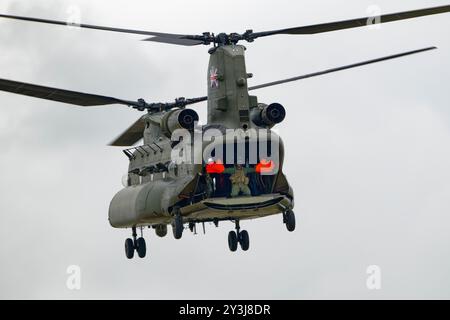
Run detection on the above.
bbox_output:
[285,210,296,232]
[155,225,168,238]
[228,231,238,252]
[136,237,147,258]
[172,211,184,240]
[125,238,135,259]
[239,230,250,251]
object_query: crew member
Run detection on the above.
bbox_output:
[229,164,252,197]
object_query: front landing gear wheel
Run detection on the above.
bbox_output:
[239,230,250,251]
[125,227,147,260]
[125,238,134,259]
[284,210,296,232]
[136,237,146,258]
[228,231,238,252]
[172,210,184,240]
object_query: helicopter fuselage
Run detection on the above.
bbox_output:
[1,4,448,257]
[108,45,294,230]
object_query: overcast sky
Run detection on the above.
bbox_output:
[0,0,449,299]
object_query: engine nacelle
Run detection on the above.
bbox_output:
[251,103,286,128]
[161,108,199,137]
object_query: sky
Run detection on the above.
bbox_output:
[0,0,449,299]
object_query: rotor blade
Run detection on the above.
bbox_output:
[0,13,196,41]
[110,116,146,147]
[0,78,140,107]
[143,36,205,46]
[183,96,208,106]
[248,46,437,91]
[252,5,450,38]
[143,45,436,105]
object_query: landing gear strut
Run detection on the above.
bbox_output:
[125,226,147,259]
[228,220,250,252]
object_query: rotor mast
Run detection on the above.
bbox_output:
[207,44,256,129]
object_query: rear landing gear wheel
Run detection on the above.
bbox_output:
[284,210,296,232]
[228,231,238,252]
[228,220,250,252]
[172,210,184,240]
[125,238,134,259]
[136,237,146,258]
[239,230,250,251]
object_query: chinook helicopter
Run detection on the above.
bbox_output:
[0,5,449,259]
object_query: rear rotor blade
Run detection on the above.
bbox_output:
[110,116,146,146]
[143,36,206,46]
[0,78,142,108]
[2,5,450,46]
[251,5,450,38]
[0,13,200,43]
[249,47,437,91]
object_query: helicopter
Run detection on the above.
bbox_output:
[0,5,449,260]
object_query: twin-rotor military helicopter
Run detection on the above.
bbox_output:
[0,5,449,259]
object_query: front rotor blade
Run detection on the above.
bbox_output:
[0,13,192,39]
[248,47,437,91]
[252,5,450,38]
[0,78,137,107]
